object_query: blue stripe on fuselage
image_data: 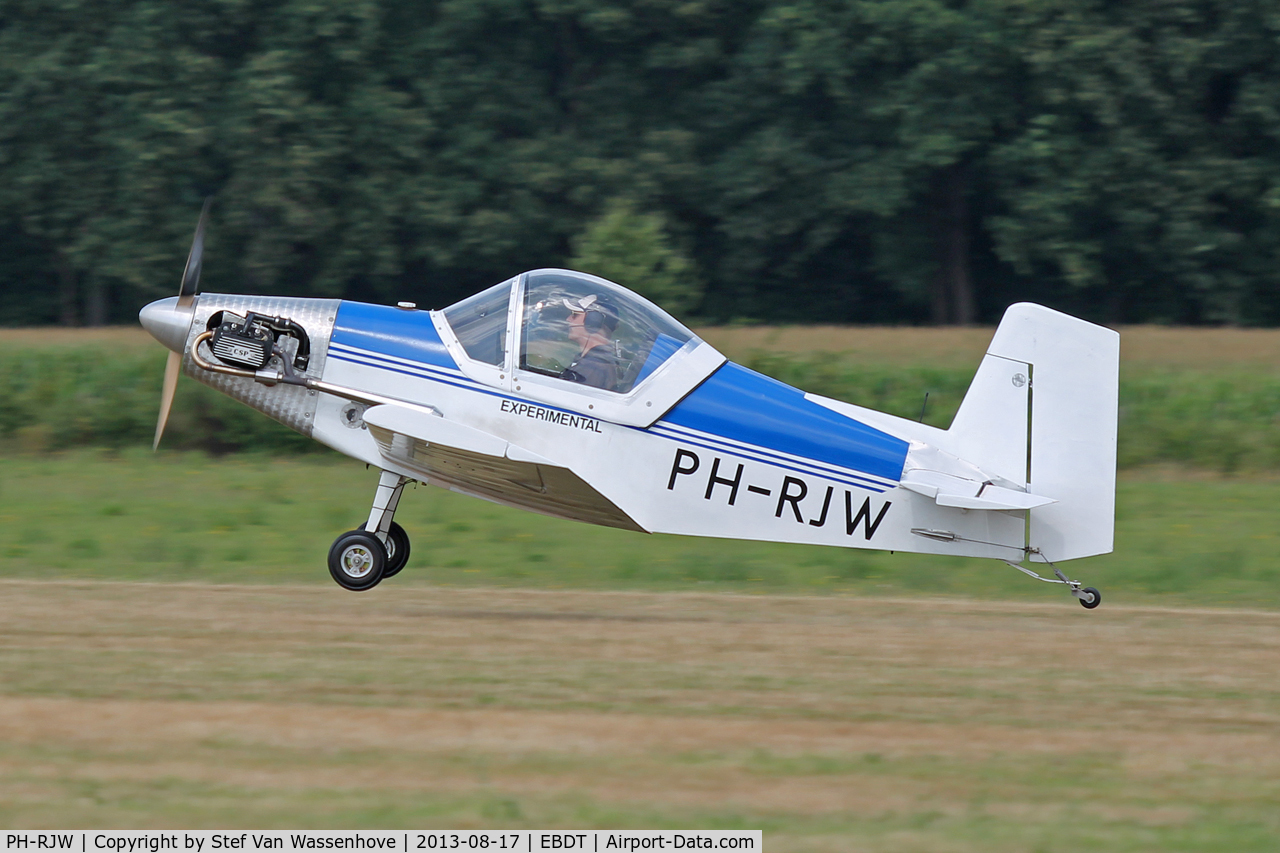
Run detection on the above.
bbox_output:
[661,363,909,484]
[327,305,905,485]
[332,301,457,369]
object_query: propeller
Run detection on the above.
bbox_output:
[177,197,211,309]
[153,198,212,450]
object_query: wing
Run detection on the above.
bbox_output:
[362,404,644,532]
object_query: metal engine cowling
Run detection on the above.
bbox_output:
[182,295,341,437]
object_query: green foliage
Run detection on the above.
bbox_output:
[742,351,1280,473]
[1117,370,1280,473]
[1,1,1278,326]
[0,341,314,454]
[0,336,1276,474]
[569,198,703,316]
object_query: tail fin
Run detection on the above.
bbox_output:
[950,303,1119,561]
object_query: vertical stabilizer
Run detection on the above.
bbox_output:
[948,352,1031,488]
[979,304,1119,561]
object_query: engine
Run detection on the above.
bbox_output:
[206,310,311,372]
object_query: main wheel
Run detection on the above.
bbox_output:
[328,530,386,591]
[1079,586,1101,609]
[359,521,411,578]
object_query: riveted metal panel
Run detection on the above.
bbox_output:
[181,294,341,437]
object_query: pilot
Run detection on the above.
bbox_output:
[560,294,621,390]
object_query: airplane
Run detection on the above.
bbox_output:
[140,205,1118,606]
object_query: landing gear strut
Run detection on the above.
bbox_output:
[1003,553,1101,609]
[327,470,413,591]
[359,520,411,578]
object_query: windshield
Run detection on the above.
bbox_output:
[442,278,513,365]
[519,270,696,393]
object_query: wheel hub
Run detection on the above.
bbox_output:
[340,544,375,578]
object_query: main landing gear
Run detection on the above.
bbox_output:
[328,470,413,591]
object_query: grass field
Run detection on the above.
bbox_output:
[2,451,1279,608]
[2,324,1278,844]
[2,581,1279,851]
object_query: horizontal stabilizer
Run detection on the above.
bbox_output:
[900,469,1056,512]
[936,487,1055,511]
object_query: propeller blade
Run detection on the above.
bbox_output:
[177,197,212,308]
[151,200,212,449]
[153,350,181,450]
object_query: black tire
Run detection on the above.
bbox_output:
[328,530,386,591]
[358,521,411,578]
[1079,586,1101,609]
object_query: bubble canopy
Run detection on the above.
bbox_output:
[437,269,724,427]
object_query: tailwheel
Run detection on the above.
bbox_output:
[359,521,411,578]
[1002,556,1101,610]
[328,530,386,591]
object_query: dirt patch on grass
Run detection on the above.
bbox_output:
[1,694,1276,766]
[0,326,151,348]
[2,582,1279,835]
[7,325,1279,366]
[698,324,1280,367]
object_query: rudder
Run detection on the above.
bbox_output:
[980,303,1119,561]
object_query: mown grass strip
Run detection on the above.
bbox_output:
[2,585,1279,849]
[3,451,1278,607]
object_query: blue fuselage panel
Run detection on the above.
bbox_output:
[331,301,456,369]
[329,302,905,488]
[661,363,908,485]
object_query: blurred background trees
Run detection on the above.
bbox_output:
[1,0,1277,327]
[568,198,702,315]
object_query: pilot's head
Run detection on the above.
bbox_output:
[564,295,619,345]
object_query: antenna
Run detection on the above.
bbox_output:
[918,391,930,423]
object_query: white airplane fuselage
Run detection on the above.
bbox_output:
[141,285,1119,572]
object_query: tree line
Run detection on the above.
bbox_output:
[2,0,1277,327]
